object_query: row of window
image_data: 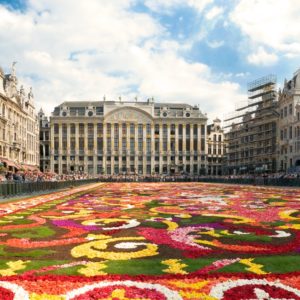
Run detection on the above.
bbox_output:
[53,137,206,152]
[53,123,206,136]
[280,104,293,118]
[54,155,206,162]
[280,126,300,140]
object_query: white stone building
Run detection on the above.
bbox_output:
[278,69,300,171]
[207,118,225,175]
[50,99,208,175]
[0,63,39,172]
[38,108,50,172]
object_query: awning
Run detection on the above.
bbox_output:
[21,164,39,171]
[0,158,20,169]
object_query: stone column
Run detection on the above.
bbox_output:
[119,122,122,174]
[134,123,138,174]
[190,124,194,175]
[151,124,155,174]
[143,124,147,175]
[182,123,186,172]
[111,123,115,174]
[58,123,63,174]
[75,123,79,172]
[103,123,107,174]
[159,123,163,174]
[175,124,179,173]
[50,123,55,172]
[94,123,97,175]
[167,123,171,174]
[82,123,88,173]
[197,124,201,174]
[66,123,71,173]
[126,123,130,173]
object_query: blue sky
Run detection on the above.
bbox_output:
[0,0,299,119]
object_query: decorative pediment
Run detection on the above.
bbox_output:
[104,107,153,123]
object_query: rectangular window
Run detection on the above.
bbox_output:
[122,123,126,135]
[106,123,111,135]
[130,138,135,152]
[138,138,143,151]
[79,137,84,151]
[54,137,59,151]
[88,123,94,136]
[122,138,126,151]
[186,124,190,136]
[97,138,103,152]
[114,138,119,151]
[171,124,175,135]
[193,124,197,136]
[201,125,205,136]
[79,123,84,134]
[138,124,143,137]
[54,124,59,134]
[88,137,94,150]
[97,123,103,135]
[147,138,151,153]
[70,123,75,134]
[146,124,151,135]
[163,138,167,151]
[130,123,135,135]
[289,104,293,115]
[107,138,111,152]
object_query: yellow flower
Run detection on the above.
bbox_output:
[78,261,107,276]
[0,260,30,276]
[162,259,187,275]
[71,236,158,260]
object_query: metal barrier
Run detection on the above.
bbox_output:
[1,177,299,198]
[0,179,100,198]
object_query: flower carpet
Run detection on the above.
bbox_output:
[0,182,300,299]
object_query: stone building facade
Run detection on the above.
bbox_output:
[50,100,207,175]
[38,109,50,172]
[278,69,300,171]
[0,63,39,171]
[225,75,278,174]
[207,118,225,175]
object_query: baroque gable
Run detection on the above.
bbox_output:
[104,107,153,123]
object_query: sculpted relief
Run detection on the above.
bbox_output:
[105,107,153,123]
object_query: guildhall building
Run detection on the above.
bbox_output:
[50,99,208,175]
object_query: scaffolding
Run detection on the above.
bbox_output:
[224,75,278,174]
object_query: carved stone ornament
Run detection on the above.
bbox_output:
[105,107,153,123]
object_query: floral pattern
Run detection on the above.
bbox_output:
[0,182,300,299]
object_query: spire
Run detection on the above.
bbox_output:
[11,61,17,77]
[28,87,34,100]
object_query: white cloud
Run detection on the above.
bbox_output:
[0,0,244,121]
[247,47,278,66]
[205,6,224,20]
[144,0,213,13]
[231,0,300,57]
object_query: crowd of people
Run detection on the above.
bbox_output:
[1,170,300,184]
[0,171,94,183]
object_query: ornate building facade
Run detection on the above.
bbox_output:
[38,108,50,172]
[50,100,207,175]
[278,69,300,171]
[225,75,278,174]
[207,118,225,175]
[0,63,39,171]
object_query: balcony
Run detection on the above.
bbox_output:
[13,142,21,150]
